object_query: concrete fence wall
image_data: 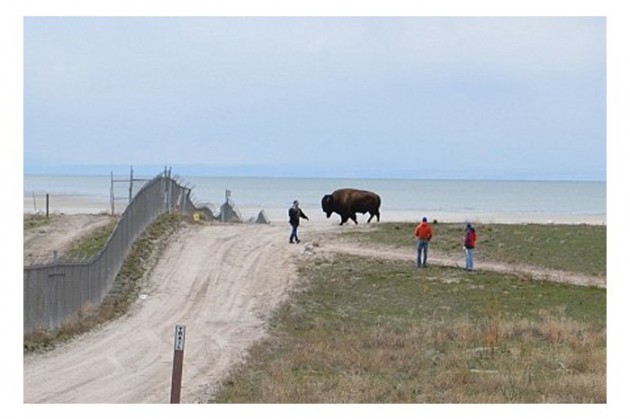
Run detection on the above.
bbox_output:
[23,171,205,334]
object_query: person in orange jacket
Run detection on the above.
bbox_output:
[414,217,433,268]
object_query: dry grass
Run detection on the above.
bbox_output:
[212,254,606,403]
[24,213,55,231]
[219,315,605,403]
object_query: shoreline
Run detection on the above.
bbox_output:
[23,194,606,226]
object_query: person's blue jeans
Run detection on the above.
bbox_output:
[289,224,299,243]
[465,247,474,270]
[417,240,429,267]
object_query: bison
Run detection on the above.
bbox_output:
[321,188,381,225]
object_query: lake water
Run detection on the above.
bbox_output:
[23,174,606,225]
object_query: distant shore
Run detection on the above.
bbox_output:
[23,193,606,225]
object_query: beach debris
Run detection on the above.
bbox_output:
[255,210,270,224]
[217,189,243,223]
[219,202,241,222]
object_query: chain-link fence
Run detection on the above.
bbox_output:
[24,170,211,334]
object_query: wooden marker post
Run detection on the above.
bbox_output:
[170,325,186,403]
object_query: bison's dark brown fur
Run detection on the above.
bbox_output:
[321,188,381,225]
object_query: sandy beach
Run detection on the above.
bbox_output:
[23,193,606,225]
[24,193,116,216]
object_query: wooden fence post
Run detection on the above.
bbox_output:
[170,325,186,403]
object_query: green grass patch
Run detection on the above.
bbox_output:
[343,222,606,277]
[61,218,119,261]
[24,214,55,231]
[212,255,606,403]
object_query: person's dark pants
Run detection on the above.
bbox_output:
[289,224,299,243]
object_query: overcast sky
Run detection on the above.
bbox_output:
[23,16,606,180]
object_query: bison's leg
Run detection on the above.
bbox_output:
[351,213,358,224]
[367,213,374,223]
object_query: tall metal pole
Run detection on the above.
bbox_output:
[110,171,114,215]
[129,166,134,203]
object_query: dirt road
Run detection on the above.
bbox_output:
[24,221,327,403]
[23,217,604,403]
[324,240,606,289]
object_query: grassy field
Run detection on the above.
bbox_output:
[212,223,606,403]
[342,222,606,277]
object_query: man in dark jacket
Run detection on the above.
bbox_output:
[288,200,309,243]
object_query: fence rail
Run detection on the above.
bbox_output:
[23,170,211,334]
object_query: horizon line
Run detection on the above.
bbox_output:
[23,165,606,184]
